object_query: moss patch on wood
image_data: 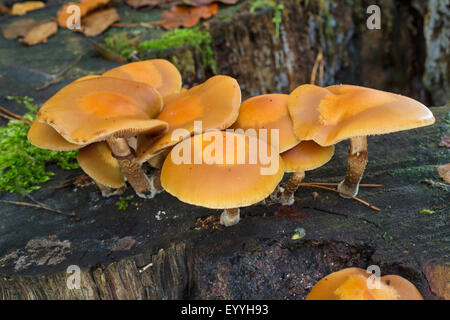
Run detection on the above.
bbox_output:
[0,97,78,195]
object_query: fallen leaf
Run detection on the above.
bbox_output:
[0,3,11,15]
[81,7,119,37]
[57,0,110,28]
[439,133,450,148]
[22,20,58,46]
[437,163,450,183]
[160,3,218,29]
[1,18,37,40]
[11,1,45,16]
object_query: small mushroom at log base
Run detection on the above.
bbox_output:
[161,131,284,226]
[269,140,334,205]
[77,142,126,197]
[288,84,435,197]
[33,77,168,197]
[306,267,423,300]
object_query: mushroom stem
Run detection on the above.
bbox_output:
[338,136,368,198]
[220,208,240,227]
[106,137,153,197]
[267,171,305,206]
[95,181,126,198]
[148,170,164,195]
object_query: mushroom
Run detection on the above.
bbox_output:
[306,267,424,300]
[161,131,284,226]
[33,76,168,197]
[231,94,301,153]
[103,59,182,99]
[135,75,241,194]
[288,84,435,197]
[28,119,82,151]
[270,140,334,205]
[77,142,126,197]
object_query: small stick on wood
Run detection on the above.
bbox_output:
[0,111,32,125]
[138,262,153,273]
[0,106,24,120]
[298,183,381,211]
[35,55,83,91]
[305,182,383,188]
[0,200,63,214]
[310,47,323,85]
[112,21,160,28]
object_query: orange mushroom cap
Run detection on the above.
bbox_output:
[136,75,241,163]
[103,59,182,99]
[77,142,125,188]
[37,77,167,144]
[161,131,284,209]
[288,84,435,146]
[28,119,82,151]
[306,267,424,300]
[280,140,334,173]
[231,94,301,153]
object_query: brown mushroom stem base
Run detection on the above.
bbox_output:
[106,137,153,198]
[267,171,305,206]
[95,181,126,198]
[220,208,240,227]
[147,170,164,196]
[338,136,368,198]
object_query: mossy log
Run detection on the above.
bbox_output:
[0,106,448,299]
[0,1,448,300]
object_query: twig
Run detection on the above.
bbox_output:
[298,183,381,211]
[54,174,92,189]
[0,110,32,125]
[0,200,63,214]
[0,106,23,120]
[305,182,383,188]
[112,21,160,28]
[35,55,83,91]
[310,47,323,85]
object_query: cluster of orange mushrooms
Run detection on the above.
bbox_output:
[27,59,434,299]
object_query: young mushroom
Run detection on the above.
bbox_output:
[306,267,424,300]
[77,142,126,197]
[288,84,435,197]
[270,140,334,205]
[135,75,241,194]
[161,131,284,226]
[32,76,168,197]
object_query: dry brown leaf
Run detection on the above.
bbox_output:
[437,163,450,183]
[160,3,218,29]
[11,1,45,16]
[57,0,110,28]
[1,18,37,40]
[22,20,57,46]
[0,3,11,15]
[81,7,119,37]
[439,133,450,148]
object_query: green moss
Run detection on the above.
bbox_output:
[0,97,78,195]
[116,195,134,211]
[139,27,217,72]
[250,0,285,38]
[419,209,435,215]
[103,27,217,72]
